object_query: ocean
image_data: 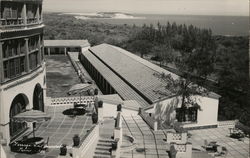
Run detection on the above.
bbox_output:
[69,13,249,36]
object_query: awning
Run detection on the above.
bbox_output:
[13,110,51,123]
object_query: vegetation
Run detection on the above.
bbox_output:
[44,13,249,126]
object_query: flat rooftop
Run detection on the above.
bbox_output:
[44,40,90,48]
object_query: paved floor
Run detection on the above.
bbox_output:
[10,105,93,158]
[122,115,169,158]
[189,127,250,158]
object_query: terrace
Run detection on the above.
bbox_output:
[8,104,94,158]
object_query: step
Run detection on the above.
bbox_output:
[96,146,111,151]
[93,154,111,158]
[97,143,112,147]
[94,150,111,155]
[99,139,114,143]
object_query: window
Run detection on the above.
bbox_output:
[29,51,38,70]
[3,61,8,78]
[176,107,198,122]
[2,41,8,58]
[3,57,26,80]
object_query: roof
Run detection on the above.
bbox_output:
[97,94,124,105]
[123,100,141,111]
[83,50,150,107]
[44,40,90,48]
[89,44,220,101]
[89,44,179,103]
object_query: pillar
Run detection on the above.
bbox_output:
[38,35,41,65]
[36,4,40,23]
[0,42,4,82]
[64,47,67,56]
[48,47,51,56]
[154,121,158,131]
[22,3,27,25]
[24,38,30,72]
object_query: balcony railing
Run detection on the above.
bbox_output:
[0,17,42,29]
[27,18,38,24]
[0,18,24,26]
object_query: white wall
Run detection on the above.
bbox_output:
[0,64,46,143]
[146,95,219,128]
[184,95,219,128]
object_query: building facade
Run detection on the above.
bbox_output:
[44,40,90,56]
[0,0,46,143]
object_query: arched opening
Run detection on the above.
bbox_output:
[9,94,29,138]
[33,83,44,112]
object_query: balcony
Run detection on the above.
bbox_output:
[0,17,42,30]
[0,18,24,27]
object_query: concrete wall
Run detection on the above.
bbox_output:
[0,64,46,143]
[102,103,138,117]
[72,125,99,158]
[146,95,219,128]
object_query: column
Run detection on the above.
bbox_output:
[24,38,30,72]
[48,47,51,56]
[22,3,27,25]
[0,42,4,82]
[40,5,43,22]
[64,47,67,56]
[36,5,40,23]
[37,35,41,65]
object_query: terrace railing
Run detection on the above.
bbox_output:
[48,96,95,106]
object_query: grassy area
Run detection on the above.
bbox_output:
[46,55,81,97]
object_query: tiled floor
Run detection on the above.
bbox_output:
[122,115,170,158]
[189,127,250,158]
[10,105,93,158]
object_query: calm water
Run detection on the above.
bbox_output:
[75,14,249,36]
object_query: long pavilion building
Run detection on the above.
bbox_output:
[0,0,46,143]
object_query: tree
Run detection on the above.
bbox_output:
[130,39,153,58]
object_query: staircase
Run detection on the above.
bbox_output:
[93,138,113,158]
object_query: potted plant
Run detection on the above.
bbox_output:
[168,143,177,158]
[94,89,98,95]
[92,112,98,124]
[117,104,122,112]
[112,141,117,150]
[60,144,67,156]
[73,134,80,147]
[98,101,103,108]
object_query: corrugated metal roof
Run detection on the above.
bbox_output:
[44,40,90,48]
[89,44,220,102]
[83,50,150,107]
[89,43,176,103]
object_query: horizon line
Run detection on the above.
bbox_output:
[43,11,249,17]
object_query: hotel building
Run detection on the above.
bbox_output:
[0,0,46,143]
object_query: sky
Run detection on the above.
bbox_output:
[43,0,249,16]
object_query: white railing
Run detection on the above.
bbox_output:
[171,142,192,158]
[72,124,99,158]
[166,132,187,144]
[48,96,94,106]
[218,120,237,127]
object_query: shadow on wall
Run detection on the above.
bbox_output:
[154,97,180,129]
